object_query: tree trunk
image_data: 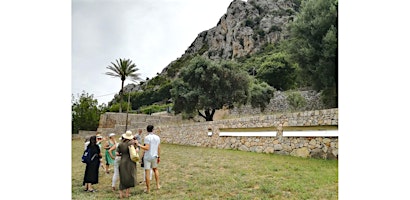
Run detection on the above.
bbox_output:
[120,80,124,113]
[198,108,215,121]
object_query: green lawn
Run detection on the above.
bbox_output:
[72,138,338,199]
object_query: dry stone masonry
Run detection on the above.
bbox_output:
[96,108,338,160]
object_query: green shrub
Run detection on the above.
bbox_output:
[269,25,282,32]
[245,18,255,28]
[166,55,193,78]
[252,34,258,41]
[198,43,209,55]
[250,1,264,14]
[139,103,173,115]
[181,112,196,120]
[257,29,265,37]
[286,91,307,111]
[239,38,244,46]
[109,102,131,112]
[320,87,338,108]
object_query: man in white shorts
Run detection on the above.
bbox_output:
[135,128,152,184]
[137,125,160,193]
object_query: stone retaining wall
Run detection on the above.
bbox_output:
[96,112,181,137]
[158,108,338,159]
[96,109,338,159]
[72,130,96,140]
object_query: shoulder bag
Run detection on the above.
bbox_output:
[128,145,139,162]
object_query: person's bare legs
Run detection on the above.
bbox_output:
[126,188,130,197]
[84,183,91,191]
[141,168,153,184]
[145,169,150,193]
[100,162,106,171]
[141,169,145,184]
[87,183,94,191]
[119,189,124,199]
[153,168,160,189]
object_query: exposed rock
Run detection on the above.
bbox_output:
[264,146,274,153]
[161,0,298,74]
[310,148,326,159]
[255,146,264,153]
[122,83,142,93]
[239,144,249,151]
[229,90,325,116]
[273,144,282,151]
[290,147,310,158]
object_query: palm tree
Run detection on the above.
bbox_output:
[105,58,141,113]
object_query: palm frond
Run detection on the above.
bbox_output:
[105,58,142,82]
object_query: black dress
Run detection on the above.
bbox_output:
[83,144,101,185]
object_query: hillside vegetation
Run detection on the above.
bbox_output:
[107,0,338,120]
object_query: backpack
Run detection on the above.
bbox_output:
[82,147,97,164]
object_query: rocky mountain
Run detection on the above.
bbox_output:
[161,0,299,75]
[115,0,305,107]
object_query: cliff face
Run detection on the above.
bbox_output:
[163,0,297,75]
[122,0,299,98]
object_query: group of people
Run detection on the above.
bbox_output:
[82,124,161,198]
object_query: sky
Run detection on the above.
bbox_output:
[72,0,235,105]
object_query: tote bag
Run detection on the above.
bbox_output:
[128,145,139,162]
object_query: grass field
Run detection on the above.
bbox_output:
[72,138,338,199]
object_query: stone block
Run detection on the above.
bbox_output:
[264,147,274,153]
[310,148,325,159]
[255,146,263,153]
[290,147,310,158]
[273,144,282,151]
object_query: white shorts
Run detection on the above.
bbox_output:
[144,157,158,170]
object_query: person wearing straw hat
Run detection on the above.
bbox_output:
[116,130,137,198]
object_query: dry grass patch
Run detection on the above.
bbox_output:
[72,138,337,199]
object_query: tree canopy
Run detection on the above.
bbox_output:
[72,92,106,134]
[171,56,273,121]
[248,79,275,112]
[255,52,296,91]
[286,0,338,107]
[105,58,141,112]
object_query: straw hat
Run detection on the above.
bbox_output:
[122,130,134,140]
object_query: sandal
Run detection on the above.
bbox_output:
[88,189,96,192]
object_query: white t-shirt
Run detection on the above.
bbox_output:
[143,133,160,160]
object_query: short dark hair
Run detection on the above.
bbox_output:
[147,125,154,132]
